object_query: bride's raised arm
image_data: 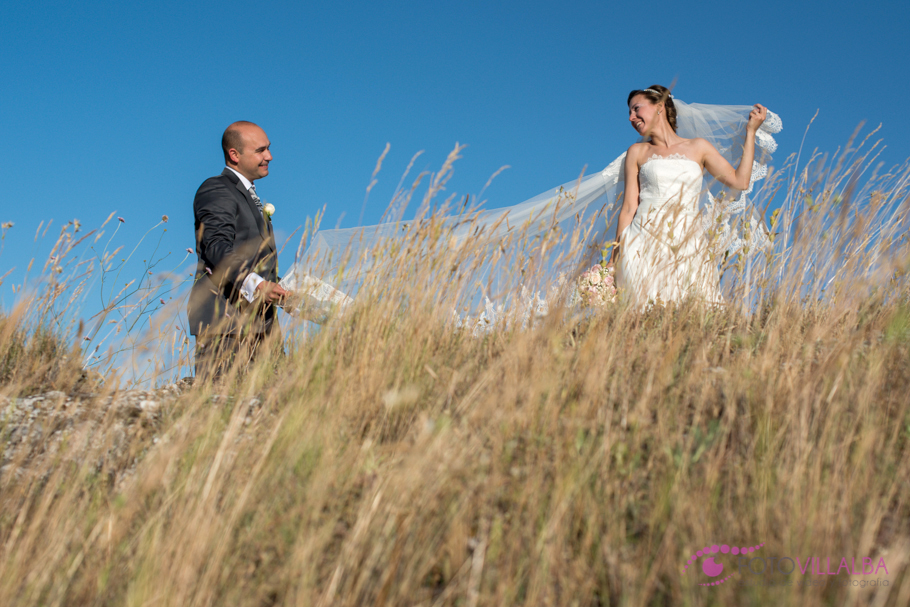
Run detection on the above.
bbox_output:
[699,104,768,191]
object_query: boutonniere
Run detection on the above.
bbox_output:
[263,203,275,220]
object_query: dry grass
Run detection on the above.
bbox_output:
[1,138,909,606]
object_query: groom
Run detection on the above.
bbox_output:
[188,121,288,378]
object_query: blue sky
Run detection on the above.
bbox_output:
[2,0,909,321]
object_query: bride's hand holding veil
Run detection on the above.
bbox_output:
[747,104,768,133]
[700,103,767,192]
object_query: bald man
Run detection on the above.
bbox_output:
[188,121,288,378]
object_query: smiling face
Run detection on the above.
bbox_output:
[628,94,662,136]
[227,124,272,182]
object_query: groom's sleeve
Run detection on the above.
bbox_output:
[194,179,260,296]
[240,272,265,302]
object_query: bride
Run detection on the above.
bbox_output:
[612,84,768,306]
[282,86,780,321]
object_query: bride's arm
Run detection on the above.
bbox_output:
[701,104,768,190]
[611,144,642,265]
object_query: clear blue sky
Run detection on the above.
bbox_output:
[2,0,909,318]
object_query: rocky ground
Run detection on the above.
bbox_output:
[0,382,264,493]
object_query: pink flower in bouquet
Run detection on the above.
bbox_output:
[576,263,617,308]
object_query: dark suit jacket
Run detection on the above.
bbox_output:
[188,168,279,337]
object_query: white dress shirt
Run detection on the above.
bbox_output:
[225,166,266,303]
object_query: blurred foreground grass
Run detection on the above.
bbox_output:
[2,296,908,606]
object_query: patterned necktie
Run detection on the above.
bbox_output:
[248,184,263,215]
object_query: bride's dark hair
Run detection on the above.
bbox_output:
[628,85,677,132]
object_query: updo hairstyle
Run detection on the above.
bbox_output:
[627,84,677,133]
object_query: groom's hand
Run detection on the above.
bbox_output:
[255,281,288,305]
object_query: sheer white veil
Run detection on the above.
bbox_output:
[282,98,782,316]
[674,100,782,254]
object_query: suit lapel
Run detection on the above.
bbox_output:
[235,178,270,242]
[264,211,276,255]
[221,169,270,244]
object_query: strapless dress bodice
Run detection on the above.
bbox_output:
[637,155,703,219]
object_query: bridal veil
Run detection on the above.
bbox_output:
[281,99,782,320]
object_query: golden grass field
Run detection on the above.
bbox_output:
[1,136,909,606]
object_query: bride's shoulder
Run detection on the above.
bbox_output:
[687,137,714,163]
[685,137,714,153]
[626,141,650,159]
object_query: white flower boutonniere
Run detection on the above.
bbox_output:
[263,203,275,220]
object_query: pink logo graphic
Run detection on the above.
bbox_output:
[683,542,766,586]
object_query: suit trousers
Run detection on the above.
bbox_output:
[194,331,280,381]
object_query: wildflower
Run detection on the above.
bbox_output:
[205,267,212,275]
[160,298,166,305]
[162,215,169,223]
[186,248,194,254]
[263,203,275,219]
[1,222,13,229]
[118,217,125,223]
[83,336,91,341]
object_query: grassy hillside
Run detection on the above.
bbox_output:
[2,296,908,606]
[1,143,909,606]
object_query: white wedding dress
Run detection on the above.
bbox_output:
[617,154,725,307]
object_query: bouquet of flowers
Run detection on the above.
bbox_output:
[576,263,617,307]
